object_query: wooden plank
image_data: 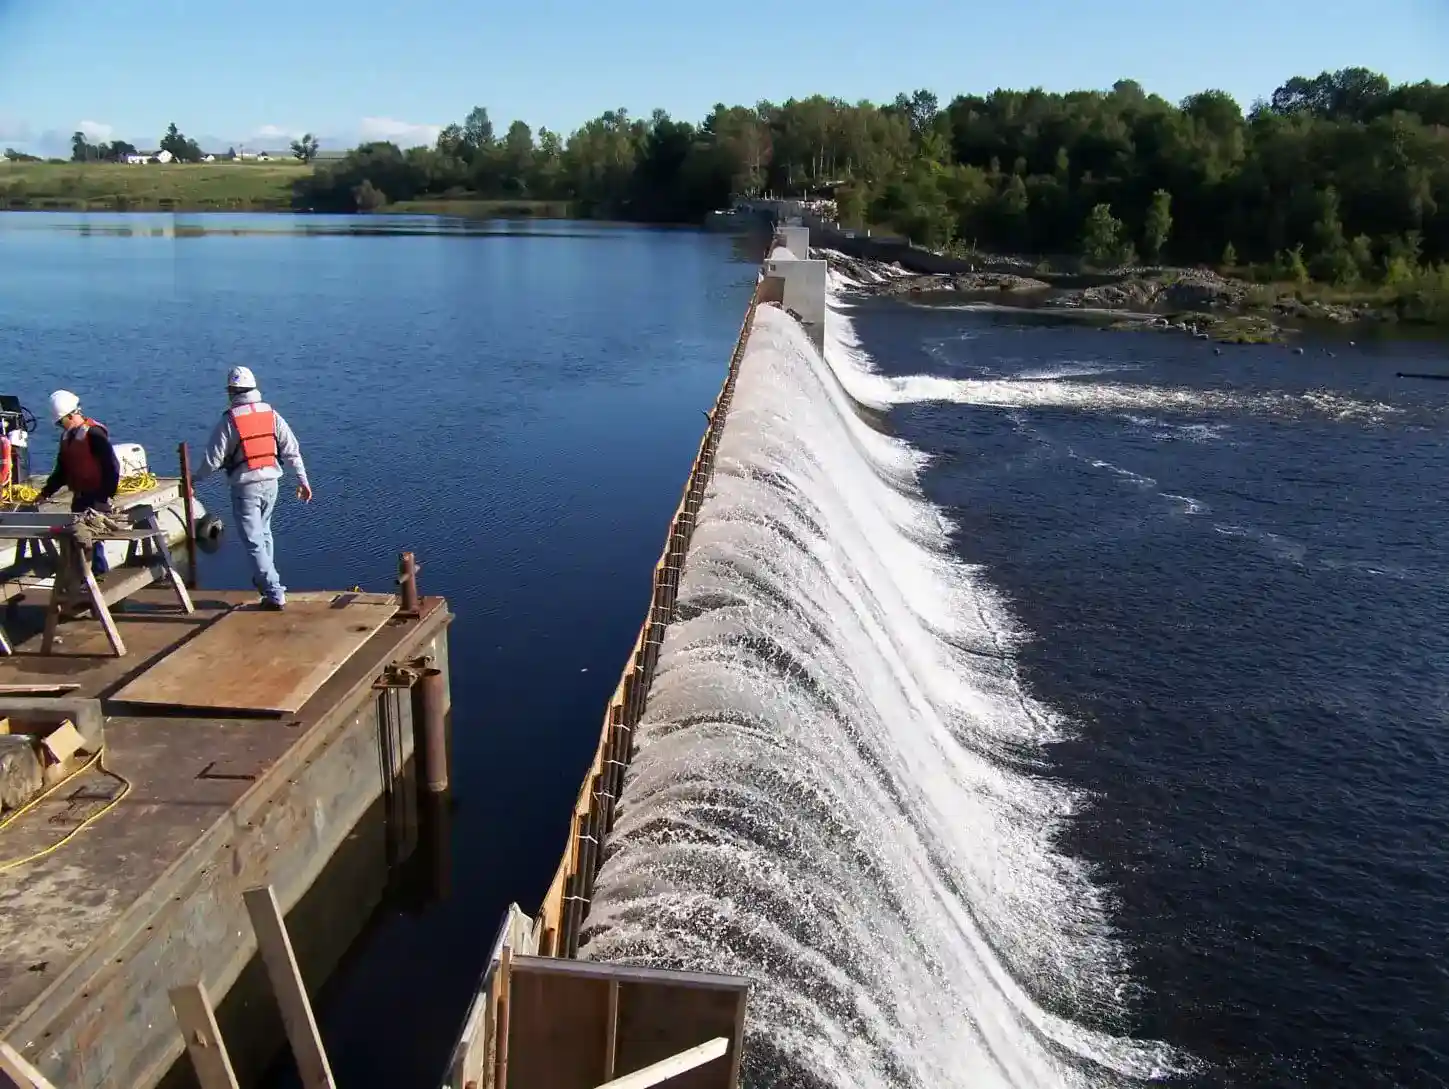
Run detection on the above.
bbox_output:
[96,566,158,608]
[112,601,397,713]
[76,549,125,656]
[242,886,336,1089]
[0,1041,57,1089]
[593,1039,728,1089]
[604,980,620,1081]
[168,983,242,1089]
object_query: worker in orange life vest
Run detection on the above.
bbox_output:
[191,366,312,611]
[35,389,122,575]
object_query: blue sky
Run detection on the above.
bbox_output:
[1,0,1444,156]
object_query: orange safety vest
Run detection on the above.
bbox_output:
[227,403,279,473]
[58,418,108,495]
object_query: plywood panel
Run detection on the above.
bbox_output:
[111,602,397,713]
[504,958,747,1089]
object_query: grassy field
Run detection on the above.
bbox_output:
[0,160,311,210]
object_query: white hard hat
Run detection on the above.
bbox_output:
[49,389,80,423]
[226,365,257,390]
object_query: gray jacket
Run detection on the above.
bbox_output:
[192,389,310,489]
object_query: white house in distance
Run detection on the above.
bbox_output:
[117,147,312,165]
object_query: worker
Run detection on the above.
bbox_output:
[35,390,121,575]
[191,366,312,611]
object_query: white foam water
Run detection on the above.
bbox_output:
[821,304,1398,425]
[579,300,1196,1087]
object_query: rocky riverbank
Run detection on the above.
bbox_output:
[821,249,1374,345]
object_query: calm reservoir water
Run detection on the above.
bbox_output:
[5,212,1449,1088]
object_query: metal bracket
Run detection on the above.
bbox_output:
[372,654,436,690]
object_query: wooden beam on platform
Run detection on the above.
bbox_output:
[592,1037,729,1089]
[168,983,241,1089]
[242,885,337,1089]
[0,1042,57,1089]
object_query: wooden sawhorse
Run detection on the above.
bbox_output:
[0,507,193,657]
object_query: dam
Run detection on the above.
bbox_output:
[435,224,1188,1089]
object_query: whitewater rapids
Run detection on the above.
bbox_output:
[578,292,1195,1088]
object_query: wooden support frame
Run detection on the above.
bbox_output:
[499,956,748,1089]
[0,1042,58,1089]
[242,885,337,1089]
[167,884,338,1089]
[167,984,241,1089]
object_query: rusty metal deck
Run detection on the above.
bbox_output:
[0,588,453,1088]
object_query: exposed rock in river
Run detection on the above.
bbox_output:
[820,248,1296,344]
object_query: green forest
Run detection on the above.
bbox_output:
[297,68,1449,286]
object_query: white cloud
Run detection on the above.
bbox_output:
[357,116,441,147]
[77,120,113,142]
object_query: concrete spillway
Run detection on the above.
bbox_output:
[569,232,1193,1087]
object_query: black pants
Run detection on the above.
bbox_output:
[71,493,113,575]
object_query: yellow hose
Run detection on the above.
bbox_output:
[1,471,159,508]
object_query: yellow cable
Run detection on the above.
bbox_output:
[0,746,132,873]
[1,471,158,509]
[0,466,159,867]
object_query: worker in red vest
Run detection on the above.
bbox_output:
[191,366,312,611]
[36,389,121,575]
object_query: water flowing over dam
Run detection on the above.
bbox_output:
[575,282,1195,1087]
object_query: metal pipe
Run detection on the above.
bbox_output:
[420,791,452,904]
[398,551,420,615]
[411,665,448,793]
[177,441,200,589]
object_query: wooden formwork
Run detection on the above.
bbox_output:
[441,905,747,1089]
[531,266,771,960]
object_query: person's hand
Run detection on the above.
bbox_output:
[296,483,313,503]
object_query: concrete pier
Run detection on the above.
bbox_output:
[761,238,827,346]
[0,572,453,1088]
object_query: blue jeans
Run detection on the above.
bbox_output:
[231,479,285,604]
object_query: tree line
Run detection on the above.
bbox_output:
[295,68,1449,285]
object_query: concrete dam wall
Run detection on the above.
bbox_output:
[525,227,1185,1088]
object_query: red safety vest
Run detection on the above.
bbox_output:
[58,418,108,495]
[227,403,278,473]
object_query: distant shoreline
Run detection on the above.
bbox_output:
[0,161,585,218]
[0,200,576,216]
